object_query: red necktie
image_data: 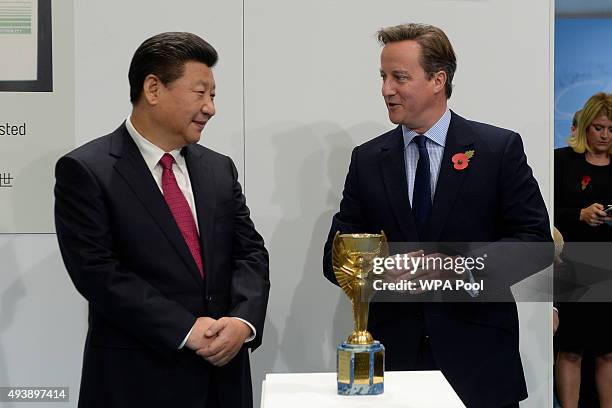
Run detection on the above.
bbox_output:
[159,153,203,277]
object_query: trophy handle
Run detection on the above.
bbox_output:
[332,232,353,298]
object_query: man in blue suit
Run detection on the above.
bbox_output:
[323,23,551,408]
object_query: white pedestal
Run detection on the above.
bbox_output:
[261,371,465,407]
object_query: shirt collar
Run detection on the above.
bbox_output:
[402,108,451,148]
[125,116,183,172]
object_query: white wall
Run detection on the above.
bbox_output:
[0,1,553,407]
[0,0,74,232]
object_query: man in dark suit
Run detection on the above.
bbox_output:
[55,32,269,408]
[323,24,551,408]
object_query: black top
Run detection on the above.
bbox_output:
[554,146,612,242]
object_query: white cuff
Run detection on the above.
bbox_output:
[233,317,256,342]
[464,267,480,297]
[179,326,194,349]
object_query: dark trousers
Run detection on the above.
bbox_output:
[417,335,520,408]
[415,334,437,370]
[206,373,219,408]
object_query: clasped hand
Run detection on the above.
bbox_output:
[185,317,252,367]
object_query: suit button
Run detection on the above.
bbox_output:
[207,295,213,302]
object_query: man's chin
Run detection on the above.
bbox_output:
[387,114,401,125]
[185,133,202,145]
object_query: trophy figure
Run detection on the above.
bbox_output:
[332,232,387,395]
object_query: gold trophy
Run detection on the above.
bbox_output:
[332,232,387,395]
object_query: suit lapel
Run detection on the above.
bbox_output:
[379,126,419,242]
[427,112,475,242]
[183,145,216,291]
[110,125,204,288]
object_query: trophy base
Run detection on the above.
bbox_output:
[336,341,384,395]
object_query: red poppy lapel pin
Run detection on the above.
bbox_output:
[451,150,474,171]
[581,175,591,191]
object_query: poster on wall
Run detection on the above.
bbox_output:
[0,0,52,91]
[0,0,73,232]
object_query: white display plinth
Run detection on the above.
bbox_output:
[261,371,465,407]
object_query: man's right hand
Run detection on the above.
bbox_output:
[383,250,425,284]
[185,317,217,351]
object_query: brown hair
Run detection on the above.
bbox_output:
[377,23,456,99]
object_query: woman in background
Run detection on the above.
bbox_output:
[555,92,612,408]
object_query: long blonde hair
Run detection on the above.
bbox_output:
[568,92,612,154]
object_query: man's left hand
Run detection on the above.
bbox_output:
[196,317,252,366]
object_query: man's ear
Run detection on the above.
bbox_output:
[432,71,447,95]
[142,74,162,106]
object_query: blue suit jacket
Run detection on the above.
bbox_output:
[323,111,552,407]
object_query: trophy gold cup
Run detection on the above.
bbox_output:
[332,232,387,395]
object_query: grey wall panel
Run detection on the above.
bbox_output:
[245,1,553,407]
[74,0,244,171]
[0,0,74,232]
[0,235,86,408]
[0,1,244,406]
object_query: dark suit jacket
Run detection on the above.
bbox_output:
[54,123,270,408]
[323,111,551,408]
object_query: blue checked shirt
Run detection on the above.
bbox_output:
[401,109,478,296]
[402,109,451,204]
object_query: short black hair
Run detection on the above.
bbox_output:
[128,32,218,104]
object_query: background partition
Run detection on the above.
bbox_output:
[246,1,553,407]
[0,0,73,232]
[0,0,553,407]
